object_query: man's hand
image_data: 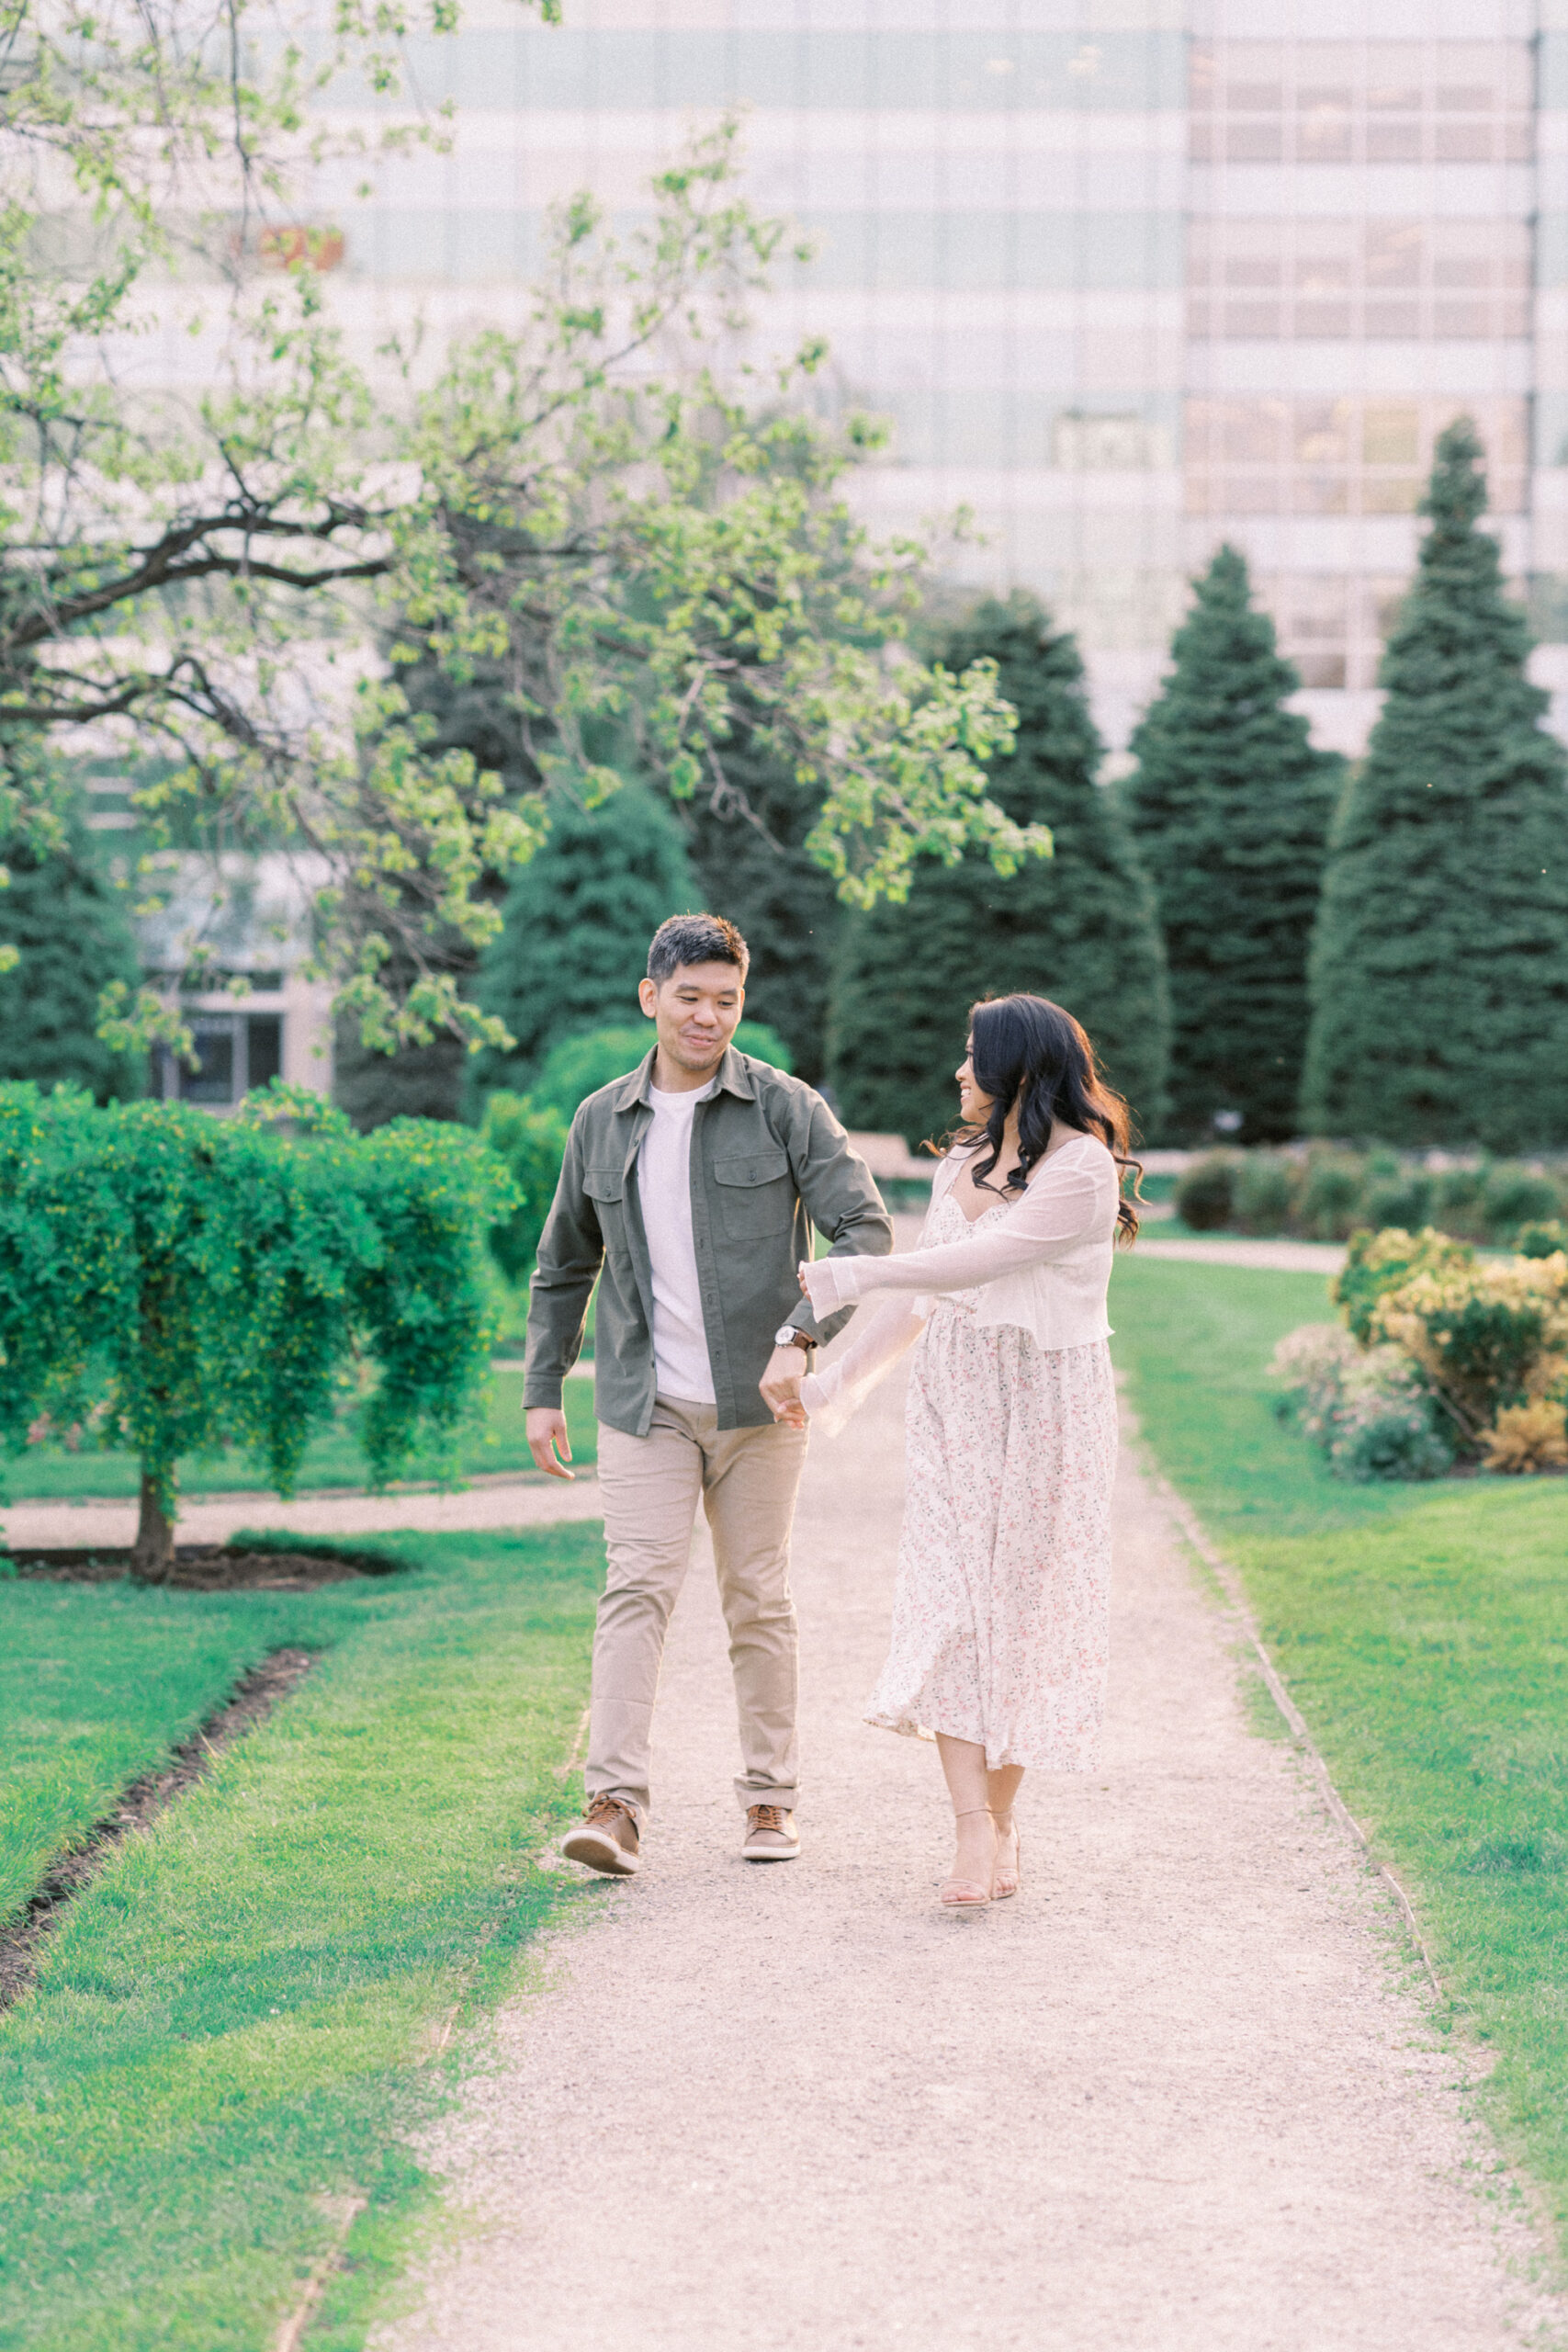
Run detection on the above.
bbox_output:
[760,1343,808,1430]
[526,1405,576,1481]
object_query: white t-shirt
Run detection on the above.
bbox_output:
[637,1079,717,1403]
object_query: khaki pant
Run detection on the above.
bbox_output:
[588,1397,810,1820]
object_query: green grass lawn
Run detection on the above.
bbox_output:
[0,1523,605,2351]
[1111,1253,1568,2256]
[0,1584,312,1928]
[4,1372,599,1501]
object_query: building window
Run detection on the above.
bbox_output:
[1187,220,1532,344]
[249,1016,283,1091]
[1183,397,1529,521]
[156,1013,284,1109]
[180,1023,235,1105]
[1243,572,1406,693]
[1190,40,1534,168]
[1051,413,1171,470]
[1248,572,1410,694]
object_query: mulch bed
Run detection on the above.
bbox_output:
[5,1544,406,1589]
[0,1647,317,2010]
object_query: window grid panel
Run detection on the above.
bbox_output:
[381,27,1191,116]
[1253,571,1412,693]
[1187,218,1533,342]
[1189,40,1535,168]
[1183,396,1529,519]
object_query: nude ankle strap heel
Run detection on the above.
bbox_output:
[990,1812,1021,1900]
[938,1809,996,1912]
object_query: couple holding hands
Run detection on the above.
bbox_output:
[524,913,1136,1911]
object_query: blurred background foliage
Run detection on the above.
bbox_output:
[1173,1146,1566,1249]
[0,812,144,1104]
[472,785,698,1099]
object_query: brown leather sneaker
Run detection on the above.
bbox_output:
[562,1794,641,1877]
[741,1804,800,1862]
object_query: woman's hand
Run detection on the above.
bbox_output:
[760,1343,808,1428]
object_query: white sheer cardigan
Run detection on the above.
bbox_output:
[797,1133,1121,1437]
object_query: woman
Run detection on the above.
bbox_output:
[794,994,1137,1910]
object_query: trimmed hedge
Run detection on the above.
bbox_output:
[1172,1147,1568,1247]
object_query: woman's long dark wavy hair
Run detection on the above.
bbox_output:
[941,993,1143,1244]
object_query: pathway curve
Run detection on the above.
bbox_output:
[375,1362,1562,2352]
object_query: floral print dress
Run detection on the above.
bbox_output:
[862,1182,1119,1772]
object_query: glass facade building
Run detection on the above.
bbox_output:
[315,0,1568,752]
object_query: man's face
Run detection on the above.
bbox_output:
[637,961,745,1079]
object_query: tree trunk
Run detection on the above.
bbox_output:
[131,1471,176,1582]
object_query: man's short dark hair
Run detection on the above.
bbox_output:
[647,913,750,986]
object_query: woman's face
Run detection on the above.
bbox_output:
[956,1042,993,1125]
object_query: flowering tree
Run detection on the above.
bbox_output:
[2,2,1034,1061]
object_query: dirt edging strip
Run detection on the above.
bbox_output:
[4,1543,408,1589]
[274,2192,367,2352]
[0,1647,317,2013]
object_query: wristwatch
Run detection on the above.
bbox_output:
[774,1324,814,1351]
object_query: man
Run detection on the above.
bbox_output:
[524,911,891,1875]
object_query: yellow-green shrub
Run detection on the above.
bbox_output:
[1370,1251,1568,1451]
[1481,1400,1568,1475]
[1331,1225,1474,1344]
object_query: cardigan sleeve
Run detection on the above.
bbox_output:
[799,1148,1113,1319]
[798,1294,929,1438]
[795,1154,960,1436]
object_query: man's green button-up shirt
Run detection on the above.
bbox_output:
[522,1046,894,1436]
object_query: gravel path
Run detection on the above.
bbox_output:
[1134,1237,1348,1273]
[375,1364,1562,2352]
[0,1477,603,1553]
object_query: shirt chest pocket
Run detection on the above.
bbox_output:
[712,1150,795,1240]
[582,1167,627,1240]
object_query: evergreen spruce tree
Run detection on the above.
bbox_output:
[1123,545,1342,1143]
[472,782,696,1093]
[827,593,1169,1150]
[0,813,142,1100]
[1302,420,1568,1150]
